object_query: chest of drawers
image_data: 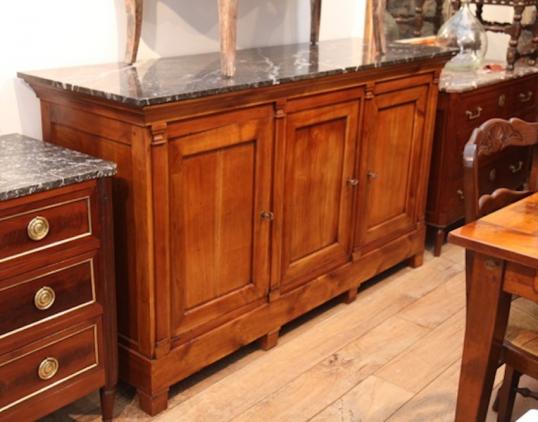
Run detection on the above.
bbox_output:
[0,134,117,421]
[427,71,538,256]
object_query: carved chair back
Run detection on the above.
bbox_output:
[463,118,538,223]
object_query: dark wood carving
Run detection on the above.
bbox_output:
[463,117,538,222]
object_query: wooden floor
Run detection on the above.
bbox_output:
[42,243,538,421]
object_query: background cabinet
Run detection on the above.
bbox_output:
[427,73,538,256]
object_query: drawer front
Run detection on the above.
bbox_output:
[441,147,530,225]
[0,197,91,263]
[477,146,530,195]
[458,87,511,134]
[510,79,537,110]
[0,325,99,413]
[0,259,96,339]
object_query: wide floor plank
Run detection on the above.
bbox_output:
[310,375,413,422]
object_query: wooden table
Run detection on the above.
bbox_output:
[448,192,538,421]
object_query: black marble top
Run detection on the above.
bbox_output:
[0,134,117,201]
[18,38,454,108]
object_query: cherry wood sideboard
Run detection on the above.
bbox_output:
[0,135,117,421]
[19,39,452,415]
[427,70,538,256]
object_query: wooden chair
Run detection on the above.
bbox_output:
[463,117,538,421]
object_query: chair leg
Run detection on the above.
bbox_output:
[496,365,521,422]
[507,5,525,71]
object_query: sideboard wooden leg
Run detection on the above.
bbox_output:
[409,252,424,268]
[138,388,169,416]
[125,0,143,64]
[434,228,445,257]
[100,387,116,422]
[344,287,358,304]
[259,329,280,351]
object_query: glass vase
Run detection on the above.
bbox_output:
[437,0,488,71]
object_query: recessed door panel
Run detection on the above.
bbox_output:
[169,107,273,338]
[279,101,359,291]
[356,85,428,249]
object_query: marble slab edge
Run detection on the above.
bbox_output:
[0,134,117,202]
[18,51,454,108]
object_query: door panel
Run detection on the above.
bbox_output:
[279,100,359,292]
[169,107,273,337]
[356,85,428,249]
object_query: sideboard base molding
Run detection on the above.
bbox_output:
[118,228,423,414]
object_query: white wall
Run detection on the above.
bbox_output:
[0,0,365,138]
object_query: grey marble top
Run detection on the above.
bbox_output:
[440,61,538,93]
[0,134,117,201]
[18,38,454,108]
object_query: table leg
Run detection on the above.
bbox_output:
[310,0,322,45]
[125,0,143,64]
[455,253,511,422]
[218,0,238,77]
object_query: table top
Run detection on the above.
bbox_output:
[0,134,116,201]
[440,61,538,93]
[449,193,538,268]
[17,38,454,108]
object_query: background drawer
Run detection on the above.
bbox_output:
[0,324,99,413]
[0,258,96,338]
[458,87,511,133]
[510,79,537,110]
[0,196,91,263]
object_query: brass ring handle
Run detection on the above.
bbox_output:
[347,178,359,187]
[498,94,506,107]
[38,357,59,380]
[465,107,482,121]
[519,91,533,103]
[34,286,56,311]
[509,160,524,173]
[367,171,377,180]
[456,189,464,200]
[27,216,50,241]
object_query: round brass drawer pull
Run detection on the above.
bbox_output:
[34,286,56,311]
[27,216,50,241]
[38,357,59,380]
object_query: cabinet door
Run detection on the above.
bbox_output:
[278,100,359,292]
[355,84,428,249]
[168,107,273,338]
